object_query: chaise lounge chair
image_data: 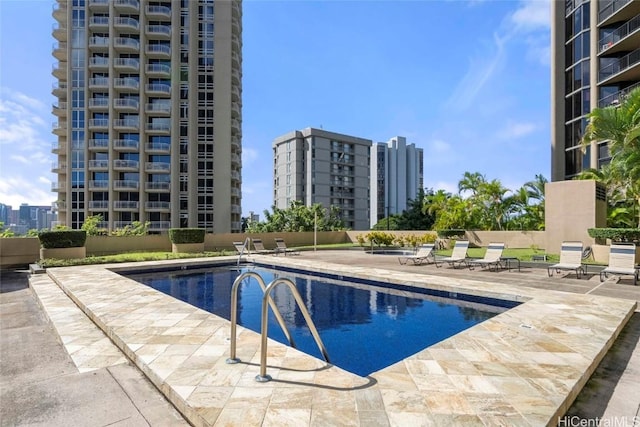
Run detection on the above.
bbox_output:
[600,243,638,285]
[398,244,436,265]
[467,243,505,271]
[274,237,300,256]
[435,240,469,268]
[252,238,273,254]
[548,241,585,278]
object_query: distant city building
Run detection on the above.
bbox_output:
[51,0,243,233]
[551,0,640,181]
[370,136,423,228]
[0,203,10,226]
[272,128,372,230]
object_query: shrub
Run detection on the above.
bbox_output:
[168,228,206,244]
[436,229,466,239]
[355,234,366,246]
[421,233,438,244]
[38,230,87,249]
[365,231,395,247]
[587,228,640,243]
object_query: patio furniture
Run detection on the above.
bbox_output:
[547,241,585,278]
[435,240,469,269]
[252,238,273,254]
[398,244,436,265]
[600,243,638,285]
[274,238,300,256]
[467,243,505,271]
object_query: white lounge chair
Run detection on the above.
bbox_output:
[600,243,638,285]
[435,240,469,268]
[467,243,505,271]
[398,244,436,265]
[252,238,273,254]
[548,241,585,278]
[274,237,299,256]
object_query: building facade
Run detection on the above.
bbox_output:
[370,136,423,228]
[51,0,242,233]
[272,128,372,230]
[551,0,640,181]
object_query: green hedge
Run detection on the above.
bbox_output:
[169,228,206,244]
[38,230,87,249]
[587,228,640,242]
[437,229,466,239]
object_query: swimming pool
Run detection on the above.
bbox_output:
[126,264,518,376]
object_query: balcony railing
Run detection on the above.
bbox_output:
[114,0,139,11]
[146,25,171,37]
[114,201,139,209]
[146,122,170,132]
[599,47,640,82]
[599,13,640,52]
[146,5,171,17]
[89,36,109,48]
[114,17,139,30]
[114,37,140,50]
[599,81,640,107]
[113,119,139,129]
[89,98,109,108]
[113,180,139,190]
[89,160,109,169]
[89,180,109,189]
[148,221,171,230]
[113,139,139,150]
[146,181,170,191]
[89,16,109,27]
[145,162,170,172]
[146,44,171,56]
[145,83,171,94]
[88,118,109,128]
[599,0,633,23]
[113,78,140,90]
[146,142,170,152]
[52,182,66,191]
[113,159,139,170]
[145,201,170,210]
[146,63,171,75]
[88,201,109,209]
[145,103,171,114]
[113,98,140,109]
[113,57,140,70]
[89,56,109,68]
[88,139,109,149]
[89,77,109,88]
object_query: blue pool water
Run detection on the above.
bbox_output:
[126,264,517,376]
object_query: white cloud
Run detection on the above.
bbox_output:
[241,147,259,166]
[508,0,550,32]
[424,180,458,195]
[497,121,537,140]
[429,139,452,154]
[0,177,55,208]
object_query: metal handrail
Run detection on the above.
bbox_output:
[236,237,250,269]
[226,272,296,364]
[256,277,330,382]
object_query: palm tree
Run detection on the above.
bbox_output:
[582,87,640,226]
[458,171,486,196]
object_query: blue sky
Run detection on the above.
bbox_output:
[0,0,551,217]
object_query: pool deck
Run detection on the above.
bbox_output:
[12,250,640,426]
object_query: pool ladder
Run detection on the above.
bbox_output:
[226,272,331,382]
[236,237,251,269]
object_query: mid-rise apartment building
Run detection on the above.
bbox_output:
[272,128,372,230]
[370,136,423,228]
[51,0,242,233]
[551,0,640,181]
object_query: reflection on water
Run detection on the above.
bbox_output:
[127,266,509,376]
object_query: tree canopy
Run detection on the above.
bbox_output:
[246,201,346,233]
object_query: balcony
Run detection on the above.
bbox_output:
[145,201,170,211]
[52,23,66,41]
[145,181,170,192]
[88,139,109,150]
[145,142,170,154]
[145,44,170,58]
[113,57,139,71]
[146,24,171,38]
[114,0,139,12]
[52,2,67,21]
[113,98,140,110]
[89,16,109,29]
[53,42,67,60]
[114,37,140,52]
[89,77,109,89]
[113,139,140,151]
[113,77,139,91]
[113,180,139,190]
[55,201,66,211]
[52,102,67,116]
[51,162,67,173]
[231,171,240,181]
[599,81,640,107]
[146,122,170,133]
[89,56,109,69]
[145,83,171,95]
[231,188,241,197]
[88,98,109,109]
[148,221,171,231]
[52,81,68,97]
[145,5,171,18]
[145,102,170,115]
[146,63,171,77]
[599,47,640,84]
[599,0,636,25]
[89,36,109,49]
[88,200,109,210]
[114,201,139,210]
[113,119,140,130]
[88,159,109,170]
[114,17,139,31]
[52,141,67,154]
[88,118,109,130]
[52,182,66,191]
[113,159,139,171]
[231,206,242,215]
[599,13,640,55]
[89,180,109,190]
[232,68,241,85]
[52,122,67,136]
[52,62,66,79]
[89,0,109,10]
[145,162,170,173]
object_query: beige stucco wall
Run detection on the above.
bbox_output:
[545,180,607,254]
[0,237,41,268]
[465,231,546,249]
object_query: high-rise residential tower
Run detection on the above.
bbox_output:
[551,0,640,181]
[370,136,423,228]
[51,0,242,233]
[272,128,372,230]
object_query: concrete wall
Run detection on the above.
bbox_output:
[545,180,607,254]
[465,231,546,249]
[0,237,41,268]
